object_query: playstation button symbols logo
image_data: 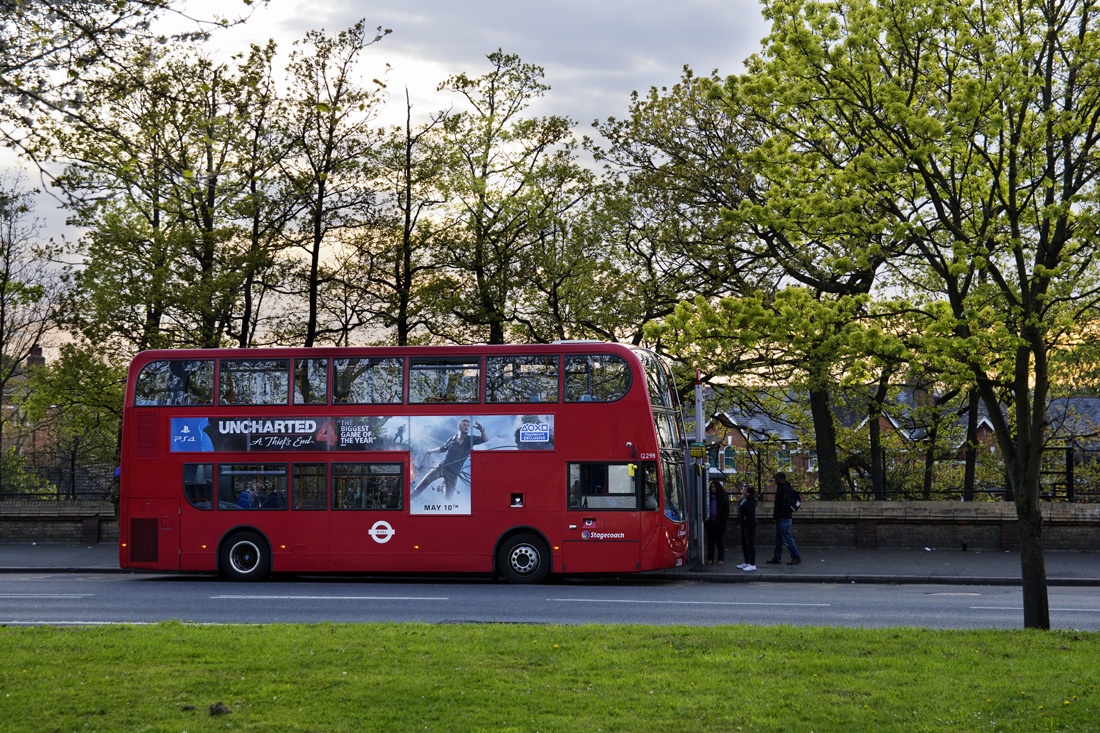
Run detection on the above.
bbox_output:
[368,521,396,544]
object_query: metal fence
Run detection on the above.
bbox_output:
[0,463,116,501]
[711,446,1100,503]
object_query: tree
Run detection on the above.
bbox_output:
[589,67,768,345]
[1,0,263,167]
[22,342,125,498]
[431,50,594,344]
[598,68,898,496]
[330,90,448,346]
[719,0,1100,628]
[228,41,300,348]
[54,43,291,351]
[653,286,878,499]
[0,176,61,489]
[278,20,389,347]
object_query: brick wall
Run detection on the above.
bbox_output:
[1,499,1097,550]
[745,501,1100,551]
[0,500,118,544]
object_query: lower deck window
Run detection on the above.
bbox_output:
[293,463,327,510]
[333,463,403,510]
[183,464,214,510]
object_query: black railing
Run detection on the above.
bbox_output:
[0,464,116,501]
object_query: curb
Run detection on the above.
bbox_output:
[643,571,1100,586]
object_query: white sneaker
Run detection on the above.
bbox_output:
[736,563,748,569]
[742,565,756,571]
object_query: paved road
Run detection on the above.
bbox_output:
[2,543,1098,630]
[2,572,1099,629]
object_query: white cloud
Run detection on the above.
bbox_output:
[185,0,770,127]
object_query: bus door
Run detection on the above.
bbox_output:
[562,463,642,573]
[326,460,406,572]
[282,462,330,572]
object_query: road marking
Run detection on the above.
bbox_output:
[551,599,830,607]
[211,595,449,601]
[0,621,155,626]
[0,594,94,598]
[971,606,1100,612]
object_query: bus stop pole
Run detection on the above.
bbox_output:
[690,372,708,570]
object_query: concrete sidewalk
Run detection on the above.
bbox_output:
[651,546,1100,586]
[1,542,1098,585]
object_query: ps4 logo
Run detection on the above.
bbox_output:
[519,423,550,442]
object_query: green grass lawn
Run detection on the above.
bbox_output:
[1,622,1095,732]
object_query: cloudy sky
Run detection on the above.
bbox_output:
[187,0,772,130]
[5,1,772,239]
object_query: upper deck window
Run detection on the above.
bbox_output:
[332,357,404,404]
[635,349,676,409]
[485,355,559,403]
[293,358,329,405]
[409,356,480,404]
[134,360,214,406]
[654,411,682,450]
[563,354,631,403]
[219,359,289,406]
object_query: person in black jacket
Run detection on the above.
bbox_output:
[704,479,731,565]
[767,472,802,565]
[736,484,758,571]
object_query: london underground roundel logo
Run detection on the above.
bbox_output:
[368,521,396,544]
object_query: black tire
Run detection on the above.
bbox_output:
[498,533,550,584]
[219,530,269,582]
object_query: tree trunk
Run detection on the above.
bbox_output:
[922,425,937,500]
[1014,487,1050,629]
[869,415,885,500]
[808,385,845,500]
[869,370,891,500]
[977,339,1050,629]
[963,390,978,501]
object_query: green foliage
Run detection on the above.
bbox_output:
[0,448,51,496]
[53,41,295,351]
[588,68,765,344]
[22,343,125,468]
[0,623,1096,731]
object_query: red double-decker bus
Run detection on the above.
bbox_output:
[119,343,689,583]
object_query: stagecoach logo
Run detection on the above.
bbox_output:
[581,531,626,540]
[518,422,551,442]
[368,521,396,544]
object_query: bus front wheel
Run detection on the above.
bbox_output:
[220,530,270,582]
[498,533,550,584]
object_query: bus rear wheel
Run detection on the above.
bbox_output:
[498,533,550,584]
[220,530,269,582]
